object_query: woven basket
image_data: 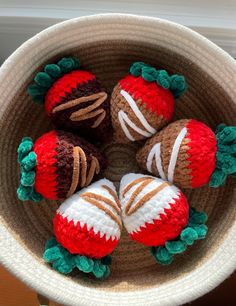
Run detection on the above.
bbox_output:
[0,14,235,306]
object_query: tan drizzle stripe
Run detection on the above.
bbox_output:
[81,195,122,230]
[126,182,170,216]
[124,178,153,215]
[52,92,107,113]
[70,93,107,119]
[102,185,120,208]
[92,110,106,128]
[122,176,154,197]
[85,157,100,186]
[77,147,87,188]
[82,192,120,213]
[70,108,104,121]
[67,146,80,197]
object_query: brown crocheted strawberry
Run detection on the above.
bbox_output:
[137,119,236,189]
[28,57,112,142]
[110,62,187,143]
[17,130,106,201]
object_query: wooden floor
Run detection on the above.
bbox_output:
[0,265,235,305]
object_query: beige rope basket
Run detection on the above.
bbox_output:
[0,14,235,306]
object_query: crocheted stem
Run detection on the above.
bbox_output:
[28,57,80,104]
[17,137,43,201]
[43,237,111,279]
[151,207,208,265]
[210,124,236,187]
[129,62,187,98]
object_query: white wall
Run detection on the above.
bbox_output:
[0,0,236,62]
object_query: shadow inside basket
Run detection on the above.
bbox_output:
[1,39,235,291]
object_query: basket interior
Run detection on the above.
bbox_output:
[0,39,235,292]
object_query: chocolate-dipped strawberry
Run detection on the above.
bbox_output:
[44,179,122,278]
[110,62,187,143]
[17,130,106,201]
[120,173,208,265]
[137,119,236,188]
[28,57,111,142]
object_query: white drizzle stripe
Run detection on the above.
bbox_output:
[146,143,166,180]
[120,90,157,134]
[118,110,152,140]
[168,127,188,182]
[118,111,135,141]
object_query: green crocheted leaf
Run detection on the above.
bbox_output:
[189,209,208,225]
[180,227,198,245]
[21,151,37,171]
[17,137,33,163]
[28,57,80,104]
[210,124,236,187]
[75,256,94,273]
[156,70,171,89]
[44,64,62,78]
[170,75,187,98]
[129,62,187,98]
[152,246,173,265]
[34,72,54,88]
[165,240,187,254]
[20,171,35,186]
[129,62,147,77]
[17,137,43,202]
[57,57,80,73]
[192,224,208,239]
[44,237,111,279]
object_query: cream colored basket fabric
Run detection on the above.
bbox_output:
[0,14,235,306]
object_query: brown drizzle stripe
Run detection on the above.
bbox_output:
[71,108,105,122]
[81,195,122,230]
[124,178,153,215]
[52,92,107,113]
[122,176,154,197]
[70,93,107,118]
[67,146,100,195]
[92,110,106,128]
[102,185,120,208]
[82,192,120,213]
[85,157,100,186]
[126,181,170,216]
[67,146,81,197]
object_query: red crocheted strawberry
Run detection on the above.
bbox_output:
[17,130,106,201]
[137,119,236,188]
[110,62,187,143]
[28,57,111,142]
[43,179,122,278]
[120,173,208,265]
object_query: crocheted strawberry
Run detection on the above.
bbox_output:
[17,130,106,201]
[44,179,122,278]
[110,62,187,143]
[28,57,111,142]
[137,119,236,188]
[120,173,208,265]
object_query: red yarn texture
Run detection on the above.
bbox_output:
[34,130,58,200]
[119,74,175,121]
[45,70,95,114]
[186,119,217,188]
[53,213,119,258]
[130,191,189,247]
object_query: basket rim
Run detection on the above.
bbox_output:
[0,13,235,306]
